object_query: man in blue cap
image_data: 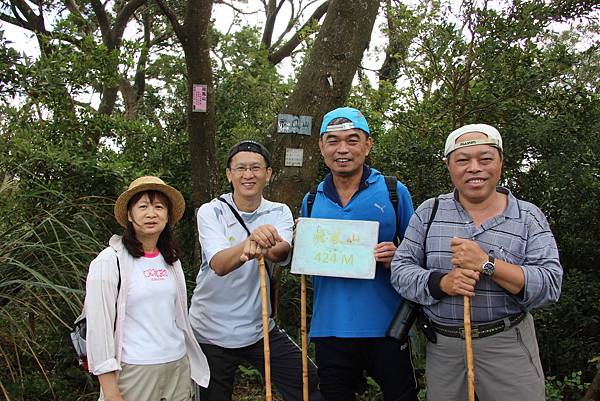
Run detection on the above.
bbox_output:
[299,107,418,401]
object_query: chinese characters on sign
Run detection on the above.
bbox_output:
[284,148,304,167]
[277,114,312,135]
[291,218,379,279]
[192,84,207,112]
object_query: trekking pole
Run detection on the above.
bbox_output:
[259,256,273,401]
[300,274,309,401]
[464,296,475,401]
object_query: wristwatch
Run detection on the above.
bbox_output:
[482,255,495,276]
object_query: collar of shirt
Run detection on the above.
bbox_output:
[451,186,521,221]
[220,192,266,229]
[322,165,372,207]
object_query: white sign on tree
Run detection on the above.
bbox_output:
[291,218,379,279]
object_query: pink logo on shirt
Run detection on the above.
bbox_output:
[143,268,168,281]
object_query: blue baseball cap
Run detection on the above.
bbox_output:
[320,107,370,136]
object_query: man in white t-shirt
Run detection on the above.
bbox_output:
[189,141,323,401]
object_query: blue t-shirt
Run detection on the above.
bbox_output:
[300,167,414,338]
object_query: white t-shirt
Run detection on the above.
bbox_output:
[121,252,186,364]
[189,194,293,348]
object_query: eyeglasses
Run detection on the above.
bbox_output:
[231,165,267,175]
[227,141,272,168]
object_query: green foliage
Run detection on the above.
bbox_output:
[534,270,600,380]
[231,364,283,400]
[0,0,599,399]
[0,178,113,400]
[0,30,24,99]
[546,371,589,401]
[592,355,600,371]
[212,27,292,191]
[0,106,129,200]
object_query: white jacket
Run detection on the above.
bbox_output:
[84,235,210,387]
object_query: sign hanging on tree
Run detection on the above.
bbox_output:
[284,148,304,167]
[277,114,312,135]
[192,84,208,112]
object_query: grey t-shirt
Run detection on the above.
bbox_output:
[189,193,293,348]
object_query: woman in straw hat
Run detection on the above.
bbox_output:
[83,176,209,401]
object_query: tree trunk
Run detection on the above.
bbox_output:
[154,0,217,267]
[182,0,219,208]
[583,368,600,401]
[264,0,380,214]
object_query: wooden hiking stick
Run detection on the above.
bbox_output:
[464,296,475,401]
[259,256,272,401]
[300,274,309,401]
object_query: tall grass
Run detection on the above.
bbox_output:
[0,177,115,401]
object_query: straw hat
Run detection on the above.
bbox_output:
[114,176,185,228]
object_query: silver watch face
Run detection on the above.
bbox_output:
[482,261,495,276]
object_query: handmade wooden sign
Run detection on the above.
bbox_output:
[291,218,379,279]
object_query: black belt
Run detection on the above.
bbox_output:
[431,312,526,339]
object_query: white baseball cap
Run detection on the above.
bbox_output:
[444,124,503,157]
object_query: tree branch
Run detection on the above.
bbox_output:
[113,0,148,44]
[0,9,83,47]
[0,11,34,30]
[149,31,171,47]
[9,2,30,28]
[153,0,185,42]
[270,0,323,51]
[268,0,328,65]
[270,0,296,49]
[90,0,113,47]
[261,0,277,48]
[11,0,46,33]
[133,10,151,98]
[62,0,83,18]
[214,0,261,15]
[378,0,405,84]
[48,30,83,47]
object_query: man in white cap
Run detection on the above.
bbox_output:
[391,124,563,400]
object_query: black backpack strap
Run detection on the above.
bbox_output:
[423,197,440,269]
[306,189,318,217]
[115,254,121,293]
[114,252,121,332]
[308,177,400,242]
[384,176,400,245]
[217,197,277,316]
[218,197,251,236]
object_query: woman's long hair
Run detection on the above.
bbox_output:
[122,190,181,265]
